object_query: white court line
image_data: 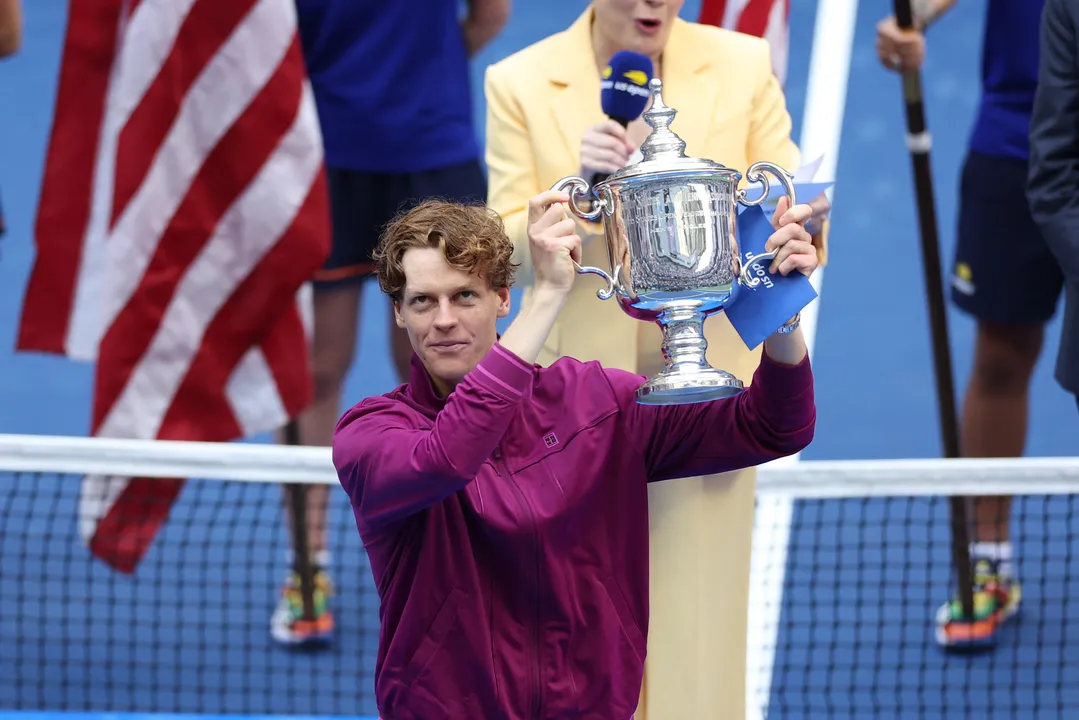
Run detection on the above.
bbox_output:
[744,1,859,718]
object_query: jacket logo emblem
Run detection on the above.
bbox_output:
[543,432,558,448]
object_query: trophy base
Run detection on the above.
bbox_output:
[635,367,745,406]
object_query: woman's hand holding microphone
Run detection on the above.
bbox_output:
[579,120,636,181]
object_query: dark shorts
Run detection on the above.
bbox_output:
[314,159,488,287]
[951,150,1064,325]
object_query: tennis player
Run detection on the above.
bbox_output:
[332,190,817,719]
[877,0,1051,650]
[271,0,508,647]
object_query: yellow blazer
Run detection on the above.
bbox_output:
[485,7,826,379]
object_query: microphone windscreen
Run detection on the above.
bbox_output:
[600,50,654,125]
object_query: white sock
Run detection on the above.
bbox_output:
[285,549,332,571]
[970,541,1013,579]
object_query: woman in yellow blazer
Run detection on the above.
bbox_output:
[485,3,827,719]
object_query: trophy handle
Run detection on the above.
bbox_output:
[552,176,605,223]
[736,161,796,210]
[573,261,616,300]
[738,250,777,289]
[549,176,615,300]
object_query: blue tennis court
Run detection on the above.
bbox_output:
[1,1,1077,718]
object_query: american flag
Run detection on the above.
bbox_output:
[17,0,331,572]
[699,0,791,87]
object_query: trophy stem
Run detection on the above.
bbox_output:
[635,304,745,405]
[657,305,712,374]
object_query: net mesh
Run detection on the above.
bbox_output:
[754,493,1079,720]
[1,466,378,716]
[2,433,1079,719]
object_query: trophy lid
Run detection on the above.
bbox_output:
[602,78,735,184]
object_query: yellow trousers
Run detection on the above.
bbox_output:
[634,468,756,720]
[536,294,760,720]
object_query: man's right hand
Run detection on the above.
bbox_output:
[497,191,582,364]
[876,15,925,73]
[527,190,582,297]
[580,120,636,179]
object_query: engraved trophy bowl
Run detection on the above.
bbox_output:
[552,77,797,405]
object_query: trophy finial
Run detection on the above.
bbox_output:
[639,78,688,162]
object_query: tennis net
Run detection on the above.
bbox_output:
[1,432,1078,719]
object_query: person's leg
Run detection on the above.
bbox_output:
[386,159,490,381]
[271,166,379,647]
[957,321,1042,628]
[935,150,1064,649]
[963,322,1045,545]
[281,283,362,554]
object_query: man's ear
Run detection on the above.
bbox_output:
[496,287,511,318]
[394,300,406,328]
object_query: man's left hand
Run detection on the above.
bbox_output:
[766,196,819,278]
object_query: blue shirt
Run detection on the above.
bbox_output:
[968,0,1045,160]
[295,0,480,174]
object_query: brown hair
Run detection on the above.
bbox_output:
[374,199,518,301]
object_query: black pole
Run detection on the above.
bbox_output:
[284,419,316,622]
[891,0,974,622]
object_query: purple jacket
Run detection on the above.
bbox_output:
[333,343,815,720]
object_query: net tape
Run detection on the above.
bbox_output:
[2,432,1077,497]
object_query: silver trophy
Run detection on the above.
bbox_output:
[553,77,796,406]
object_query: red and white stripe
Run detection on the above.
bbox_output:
[17,0,330,572]
[699,0,791,87]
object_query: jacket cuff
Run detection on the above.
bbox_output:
[470,343,535,401]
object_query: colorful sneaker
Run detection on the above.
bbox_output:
[934,558,1021,650]
[270,567,335,647]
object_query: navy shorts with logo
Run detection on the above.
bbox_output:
[951,150,1064,325]
[314,159,488,288]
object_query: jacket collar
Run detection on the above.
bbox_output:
[403,334,507,414]
[406,352,447,415]
[546,7,713,165]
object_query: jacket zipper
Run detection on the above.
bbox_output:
[495,446,543,719]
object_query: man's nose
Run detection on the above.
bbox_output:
[433,299,458,328]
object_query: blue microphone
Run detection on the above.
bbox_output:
[600,50,654,127]
[595,51,654,185]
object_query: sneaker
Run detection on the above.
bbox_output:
[270,567,335,647]
[934,557,1021,650]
